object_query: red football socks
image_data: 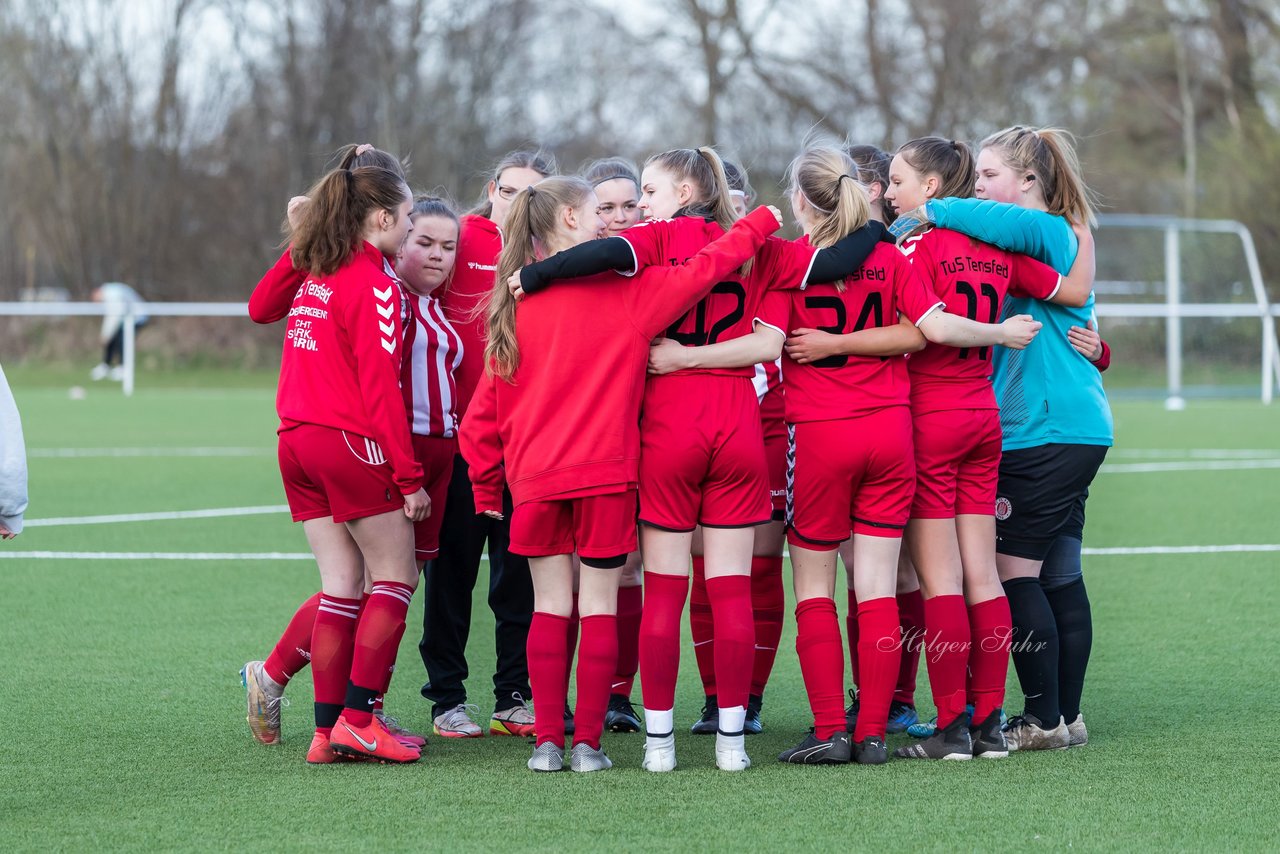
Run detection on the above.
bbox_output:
[894,589,925,705]
[706,574,754,714]
[689,556,716,697]
[795,597,846,740]
[639,571,687,712]
[846,588,860,689]
[613,585,643,696]
[528,611,570,747]
[564,595,580,683]
[264,591,320,686]
[923,594,971,730]
[574,614,617,749]
[968,595,1012,724]
[853,596,901,743]
[310,594,360,727]
[344,581,414,727]
[749,555,785,697]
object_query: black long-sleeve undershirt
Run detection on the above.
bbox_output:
[517,219,895,294]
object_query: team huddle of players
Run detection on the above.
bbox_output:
[240,127,1113,774]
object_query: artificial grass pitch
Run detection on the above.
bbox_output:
[1,374,1278,851]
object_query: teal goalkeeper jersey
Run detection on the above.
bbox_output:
[926,199,1114,451]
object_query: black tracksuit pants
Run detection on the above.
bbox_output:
[419,454,533,717]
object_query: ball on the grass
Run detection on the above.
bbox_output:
[68,385,86,400]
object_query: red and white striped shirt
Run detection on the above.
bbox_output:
[406,293,464,438]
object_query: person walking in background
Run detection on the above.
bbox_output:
[90,282,149,381]
[0,362,27,540]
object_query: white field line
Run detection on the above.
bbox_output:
[28,447,272,458]
[1100,459,1280,474]
[24,505,290,527]
[1080,544,1280,556]
[4,544,1280,561]
[1109,448,1280,460]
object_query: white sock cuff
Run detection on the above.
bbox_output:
[645,708,674,736]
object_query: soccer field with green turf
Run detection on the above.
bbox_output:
[2,370,1278,851]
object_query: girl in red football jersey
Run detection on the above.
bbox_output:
[836,143,926,737]
[579,156,646,733]
[668,158,788,738]
[422,151,556,742]
[460,176,783,772]
[260,158,428,765]
[771,145,1045,765]
[242,145,431,754]
[512,147,891,772]
[861,137,1093,761]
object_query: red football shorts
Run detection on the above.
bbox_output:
[911,408,1001,519]
[411,434,458,560]
[509,488,638,559]
[786,407,915,549]
[760,386,788,517]
[278,423,404,524]
[639,374,771,531]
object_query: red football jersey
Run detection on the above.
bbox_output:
[620,218,815,377]
[900,227,1060,413]
[274,242,423,495]
[769,243,943,422]
[460,207,779,512]
[440,214,502,418]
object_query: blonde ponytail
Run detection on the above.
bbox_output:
[485,176,593,382]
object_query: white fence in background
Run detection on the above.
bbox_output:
[0,301,247,396]
[2,215,1279,404]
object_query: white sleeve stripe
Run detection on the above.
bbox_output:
[617,237,640,277]
[913,302,946,327]
[753,317,787,339]
[797,250,819,291]
[1045,276,1062,301]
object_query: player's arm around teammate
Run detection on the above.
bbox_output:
[464,176,784,773]
[874,137,1062,759]
[895,128,1110,750]
[421,150,555,742]
[580,156,647,733]
[770,145,949,767]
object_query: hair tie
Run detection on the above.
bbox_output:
[355,143,374,156]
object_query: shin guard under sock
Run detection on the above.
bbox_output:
[795,597,845,740]
[1003,576,1061,724]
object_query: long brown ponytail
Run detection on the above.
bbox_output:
[897,136,976,201]
[290,166,410,276]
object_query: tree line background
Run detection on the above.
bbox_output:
[2,0,1278,372]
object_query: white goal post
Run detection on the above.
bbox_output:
[1093,214,1280,407]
